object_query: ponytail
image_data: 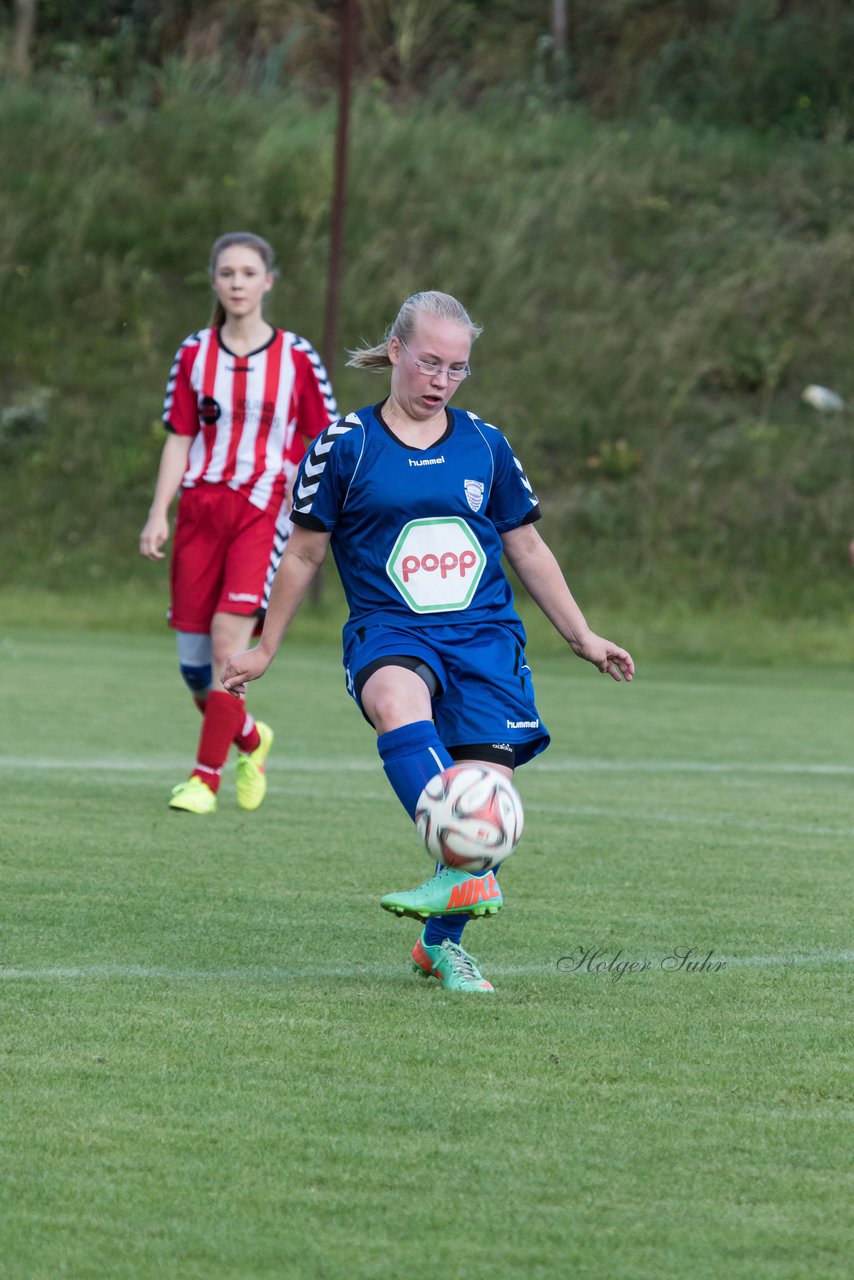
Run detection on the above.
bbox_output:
[347,290,482,370]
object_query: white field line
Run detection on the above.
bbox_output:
[531,802,854,840]
[0,755,378,773]
[1,755,852,776]
[0,951,852,982]
[535,759,854,776]
[0,757,851,840]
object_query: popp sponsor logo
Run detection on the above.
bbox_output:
[387,517,486,613]
[401,548,479,584]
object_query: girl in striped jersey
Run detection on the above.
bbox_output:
[140,232,337,814]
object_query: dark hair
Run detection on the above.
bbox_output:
[208,232,277,327]
[346,291,482,369]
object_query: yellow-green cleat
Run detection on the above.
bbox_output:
[169,776,217,814]
[411,933,494,992]
[235,721,274,811]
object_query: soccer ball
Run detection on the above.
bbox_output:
[415,765,524,873]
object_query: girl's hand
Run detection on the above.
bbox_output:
[222,647,273,698]
[139,514,170,560]
[573,633,635,682]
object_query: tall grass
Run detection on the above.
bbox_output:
[1,79,852,617]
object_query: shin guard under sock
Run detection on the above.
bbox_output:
[376,721,453,818]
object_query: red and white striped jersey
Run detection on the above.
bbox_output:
[162,327,338,513]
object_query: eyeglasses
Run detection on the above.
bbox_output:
[398,337,471,382]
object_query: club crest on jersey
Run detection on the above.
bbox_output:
[199,395,222,425]
[386,517,486,613]
[464,479,484,512]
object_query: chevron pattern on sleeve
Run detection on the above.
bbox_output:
[261,502,293,611]
[292,413,361,516]
[513,454,538,504]
[291,334,339,423]
[161,330,202,421]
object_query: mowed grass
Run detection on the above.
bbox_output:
[1,627,852,1280]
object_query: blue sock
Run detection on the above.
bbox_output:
[376,720,453,818]
[377,722,497,951]
[424,912,468,948]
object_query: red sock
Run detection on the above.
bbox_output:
[234,711,260,755]
[192,691,245,794]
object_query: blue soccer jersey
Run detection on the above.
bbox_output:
[290,403,541,646]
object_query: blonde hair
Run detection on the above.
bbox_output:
[347,291,482,370]
[208,231,277,328]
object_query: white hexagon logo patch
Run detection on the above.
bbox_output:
[386,517,486,613]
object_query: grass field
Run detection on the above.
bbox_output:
[1,626,852,1279]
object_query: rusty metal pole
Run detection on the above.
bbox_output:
[322,0,357,377]
[552,0,566,58]
[12,0,38,79]
[551,0,569,98]
[313,0,356,604]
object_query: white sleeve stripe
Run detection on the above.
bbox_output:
[468,411,538,504]
[467,415,495,497]
[341,425,366,511]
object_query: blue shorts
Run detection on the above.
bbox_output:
[343,621,550,767]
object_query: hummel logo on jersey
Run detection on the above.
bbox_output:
[464,479,484,512]
[228,592,259,604]
[409,455,445,467]
[506,718,539,729]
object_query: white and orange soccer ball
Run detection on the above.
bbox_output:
[415,765,524,873]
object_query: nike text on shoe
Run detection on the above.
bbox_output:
[380,867,502,920]
[235,721,274,811]
[169,776,217,814]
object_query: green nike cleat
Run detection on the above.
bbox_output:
[236,721,274,811]
[380,866,502,920]
[411,934,494,992]
[169,776,217,814]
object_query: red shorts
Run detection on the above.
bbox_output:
[169,485,277,633]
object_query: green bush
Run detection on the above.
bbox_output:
[640,0,854,139]
[9,2,854,138]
